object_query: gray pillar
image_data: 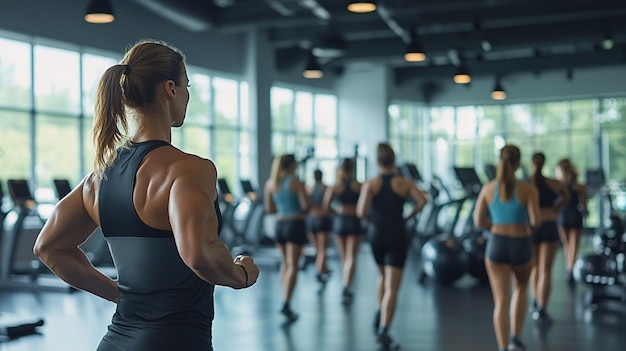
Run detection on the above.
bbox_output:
[245,30,274,189]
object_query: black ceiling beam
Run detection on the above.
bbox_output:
[393,47,626,85]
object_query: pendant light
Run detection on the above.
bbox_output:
[491,77,507,100]
[347,1,376,13]
[303,53,323,79]
[85,0,115,24]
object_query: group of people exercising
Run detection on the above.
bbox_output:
[474,146,587,351]
[31,39,588,351]
[263,144,428,349]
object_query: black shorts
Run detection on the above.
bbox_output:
[306,216,333,233]
[485,233,533,266]
[333,215,364,236]
[275,219,307,245]
[368,223,408,268]
[558,208,584,229]
[533,221,560,243]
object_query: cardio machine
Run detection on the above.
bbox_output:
[0,179,74,292]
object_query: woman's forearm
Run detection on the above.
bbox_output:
[45,248,119,302]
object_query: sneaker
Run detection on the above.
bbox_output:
[373,310,381,333]
[507,337,526,351]
[377,333,400,350]
[280,306,299,322]
[342,288,354,304]
[317,271,330,283]
[532,308,554,325]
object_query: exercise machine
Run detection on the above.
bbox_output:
[52,178,72,200]
[217,178,260,256]
[0,179,73,292]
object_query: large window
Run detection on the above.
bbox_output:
[270,86,338,185]
[0,31,251,202]
[389,97,626,229]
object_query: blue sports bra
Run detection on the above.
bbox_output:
[488,182,528,225]
[272,176,304,216]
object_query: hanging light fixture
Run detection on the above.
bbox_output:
[347,1,376,13]
[491,77,506,100]
[303,53,323,79]
[404,27,426,62]
[85,0,115,24]
[453,65,471,84]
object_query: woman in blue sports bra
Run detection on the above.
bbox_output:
[474,145,541,351]
[264,154,309,322]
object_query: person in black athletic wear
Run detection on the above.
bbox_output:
[529,152,569,325]
[264,154,309,322]
[306,169,332,284]
[555,158,587,284]
[356,143,428,350]
[33,39,259,351]
[474,145,540,351]
[323,158,363,303]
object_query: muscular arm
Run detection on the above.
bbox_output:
[169,160,248,289]
[34,178,119,302]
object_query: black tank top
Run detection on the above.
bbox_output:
[369,174,405,224]
[535,177,559,208]
[564,183,580,210]
[99,140,221,343]
[337,179,359,205]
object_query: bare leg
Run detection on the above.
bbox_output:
[510,260,532,338]
[557,226,569,269]
[485,258,512,351]
[566,228,583,271]
[379,266,404,328]
[314,232,329,275]
[343,234,363,288]
[536,242,559,308]
[529,244,539,306]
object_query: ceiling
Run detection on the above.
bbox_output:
[130,0,626,86]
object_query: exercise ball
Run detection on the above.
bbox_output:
[573,254,617,286]
[421,234,468,284]
[462,231,488,282]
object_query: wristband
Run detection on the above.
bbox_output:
[238,264,248,288]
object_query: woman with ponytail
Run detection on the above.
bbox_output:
[264,154,309,322]
[555,158,587,284]
[529,152,569,324]
[474,145,540,351]
[34,39,259,351]
[323,157,364,303]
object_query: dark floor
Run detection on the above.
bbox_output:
[1,237,625,351]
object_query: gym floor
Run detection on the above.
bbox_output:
[1,237,625,351]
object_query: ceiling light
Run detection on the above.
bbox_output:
[491,78,506,100]
[347,1,376,13]
[303,53,323,79]
[404,31,426,62]
[453,65,471,84]
[85,0,115,24]
[601,37,614,50]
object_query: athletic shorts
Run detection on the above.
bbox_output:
[367,223,408,268]
[333,215,364,236]
[275,219,307,245]
[306,216,333,233]
[558,208,584,229]
[533,221,560,243]
[485,233,533,266]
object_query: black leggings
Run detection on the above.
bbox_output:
[485,233,533,266]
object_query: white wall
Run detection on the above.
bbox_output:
[336,63,390,179]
